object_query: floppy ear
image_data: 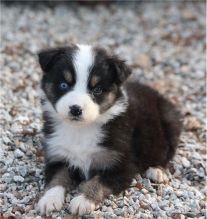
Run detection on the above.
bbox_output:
[109,56,132,85]
[38,48,64,73]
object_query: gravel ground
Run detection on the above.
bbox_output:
[0,2,206,219]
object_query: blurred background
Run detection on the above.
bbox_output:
[0,1,206,218]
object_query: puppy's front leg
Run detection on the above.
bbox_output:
[69,176,110,216]
[70,169,134,216]
[37,162,71,215]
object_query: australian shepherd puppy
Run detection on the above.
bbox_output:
[37,44,182,216]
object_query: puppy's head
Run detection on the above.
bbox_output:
[39,44,131,125]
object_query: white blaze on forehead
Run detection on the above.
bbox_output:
[73,44,94,92]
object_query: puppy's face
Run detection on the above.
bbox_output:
[39,45,131,125]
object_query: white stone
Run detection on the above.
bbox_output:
[181,157,191,168]
[13,175,24,182]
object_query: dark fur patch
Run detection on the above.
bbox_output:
[88,47,131,113]
[42,111,55,137]
[44,161,69,188]
[39,46,77,106]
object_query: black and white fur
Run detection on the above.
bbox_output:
[37,44,182,216]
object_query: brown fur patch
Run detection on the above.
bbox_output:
[63,71,73,84]
[79,176,111,204]
[45,82,53,93]
[90,75,100,88]
[44,82,55,101]
[99,92,117,113]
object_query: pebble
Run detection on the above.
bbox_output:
[185,116,202,130]
[141,188,148,194]
[159,200,169,209]
[103,212,115,218]
[2,173,13,184]
[10,123,23,133]
[106,207,113,213]
[135,54,152,69]
[104,199,112,206]
[19,143,27,152]
[175,190,183,197]
[18,166,28,177]
[114,208,122,216]
[101,206,107,212]
[2,136,11,144]
[138,194,145,201]
[13,175,24,182]
[128,206,134,214]
[14,149,24,158]
[181,157,191,168]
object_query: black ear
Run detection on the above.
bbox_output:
[109,56,132,85]
[38,48,64,73]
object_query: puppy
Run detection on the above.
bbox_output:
[37,44,182,216]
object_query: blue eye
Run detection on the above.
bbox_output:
[59,82,69,91]
[93,86,103,96]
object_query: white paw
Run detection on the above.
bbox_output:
[69,194,96,216]
[37,186,65,215]
[146,167,169,183]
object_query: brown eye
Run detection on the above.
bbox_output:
[93,86,103,96]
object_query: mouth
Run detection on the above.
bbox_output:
[70,117,82,122]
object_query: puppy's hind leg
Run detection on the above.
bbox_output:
[145,167,169,183]
[144,96,182,184]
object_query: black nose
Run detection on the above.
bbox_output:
[69,105,82,117]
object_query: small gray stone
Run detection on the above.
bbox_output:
[13,175,24,182]
[114,208,122,216]
[2,173,13,184]
[128,206,134,214]
[104,199,112,206]
[14,149,24,158]
[138,194,145,201]
[129,198,135,206]
[19,143,27,152]
[103,207,112,214]
[5,158,13,166]
[151,202,160,210]
[104,212,115,218]
[18,166,28,177]
[117,200,124,208]
[101,206,107,212]
[2,136,11,144]
[159,200,169,209]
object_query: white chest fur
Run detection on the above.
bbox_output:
[46,121,105,179]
